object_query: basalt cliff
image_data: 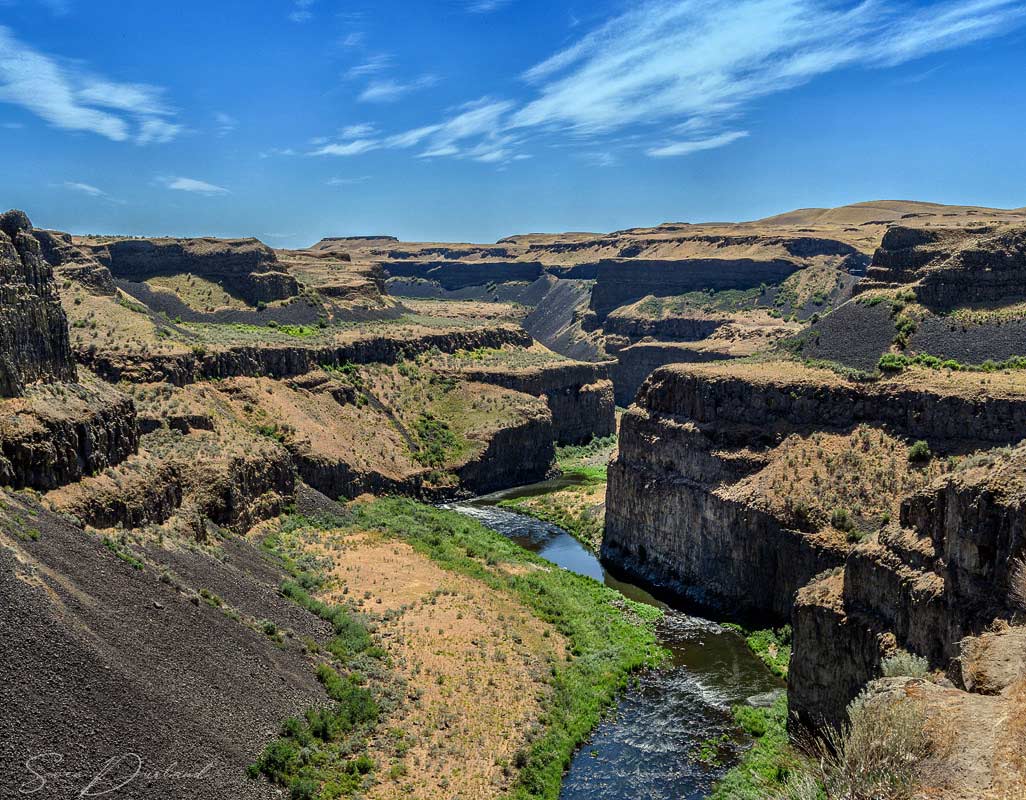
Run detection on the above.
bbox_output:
[604,210,1026,796]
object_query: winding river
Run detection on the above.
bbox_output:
[447,478,783,800]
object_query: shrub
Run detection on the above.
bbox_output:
[881,650,930,679]
[820,691,932,800]
[878,353,907,373]
[830,508,854,533]
[908,441,932,464]
[1010,557,1026,613]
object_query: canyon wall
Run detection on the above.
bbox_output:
[605,364,1026,623]
[82,237,300,304]
[604,397,846,619]
[452,361,615,444]
[0,211,77,396]
[790,452,1026,727]
[79,325,534,385]
[589,258,802,320]
[381,260,544,290]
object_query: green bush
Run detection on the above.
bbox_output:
[907,440,932,464]
[830,507,854,533]
[413,412,459,467]
[880,650,930,679]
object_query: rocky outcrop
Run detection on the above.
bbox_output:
[862,223,1026,309]
[33,228,117,294]
[381,260,544,290]
[790,447,1026,727]
[604,403,846,619]
[589,258,802,320]
[0,380,137,490]
[450,361,615,444]
[609,342,733,406]
[0,210,77,396]
[635,365,1026,444]
[180,445,294,533]
[454,411,556,495]
[79,325,534,385]
[606,362,1026,625]
[602,313,726,341]
[81,237,299,304]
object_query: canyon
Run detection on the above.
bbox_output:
[3,199,1026,799]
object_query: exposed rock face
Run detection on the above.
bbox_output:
[33,228,117,294]
[863,223,1026,309]
[382,260,544,290]
[605,363,1026,628]
[604,400,846,619]
[634,366,1026,444]
[451,362,615,444]
[589,258,803,320]
[454,411,556,495]
[0,379,137,490]
[0,210,77,396]
[790,449,1026,727]
[79,325,534,385]
[609,341,732,406]
[81,237,299,304]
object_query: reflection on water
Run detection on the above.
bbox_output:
[446,490,782,800]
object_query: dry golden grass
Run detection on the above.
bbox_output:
[399,298,527,322]
[728,425,952,541]
[146,273,251,311]
[303,529,567,800]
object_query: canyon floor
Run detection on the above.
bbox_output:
[3,200,1026,799]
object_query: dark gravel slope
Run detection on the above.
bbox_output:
[0,497,326,800]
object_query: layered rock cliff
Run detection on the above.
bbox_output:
[0,210,77,396]
[80,236,300,304]
[449,361,615,444]
[790,445,1026,728]
[79,324,534,385]
[605,362,1026,622]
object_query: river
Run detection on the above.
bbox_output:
[446,478,783,800]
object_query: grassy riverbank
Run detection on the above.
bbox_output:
[498,435,616,552]
[256,497,665,799]
[708,695,802,800]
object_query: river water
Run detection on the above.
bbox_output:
[447,478,783,800]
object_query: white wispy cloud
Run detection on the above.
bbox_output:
[358,75,437,103]
[327,175,371,185]
[466,0,513,12]
[647,130,750,157]
[0,25,182,144]
[310,138,381,156]
[311,97,516,161]
[309,0,1026,163]
[337,123,376,138]
[215,112,237,136]
[63,181,106,197]
[289,0,315,23]
[163,176,230,195]
[345,54,393,79]
[513,0,1026,136]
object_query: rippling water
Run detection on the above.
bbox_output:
[446,486,782,800]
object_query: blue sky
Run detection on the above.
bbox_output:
[1,0,1025,247]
